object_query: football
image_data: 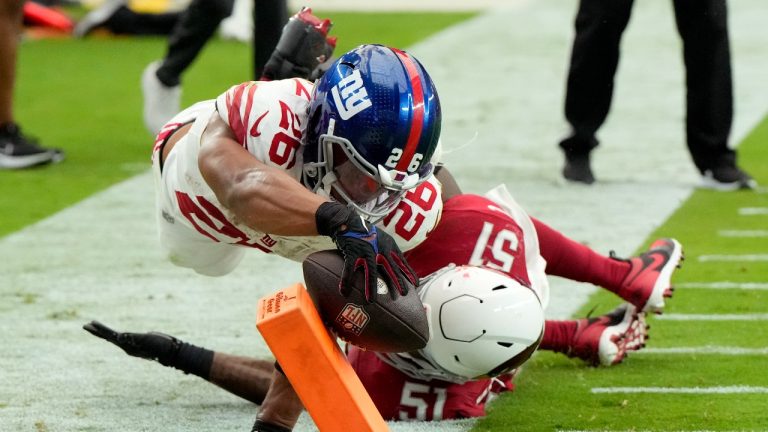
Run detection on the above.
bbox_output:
[302,250,429,352]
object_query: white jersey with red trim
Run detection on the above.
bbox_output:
[377,173,443,252]
[157,78,334,261]
[154,78,443,264]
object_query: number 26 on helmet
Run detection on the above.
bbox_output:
[303,44,442,221]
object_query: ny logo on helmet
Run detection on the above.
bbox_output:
[331,70,372,120]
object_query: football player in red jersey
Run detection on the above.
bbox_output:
[345,182,682,420]
[84,178,682,426]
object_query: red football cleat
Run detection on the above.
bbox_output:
[568,304,647,366]
[614,238,684,314]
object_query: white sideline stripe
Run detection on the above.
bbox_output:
[718,230,768,237]
[591,386,768,394]
[739,207,768,215]
[676,282,768,290]
[656,313,768,321]
[699,254,768,262]
[641,346,768,355]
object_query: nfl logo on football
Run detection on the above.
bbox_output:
[336,303,370,336]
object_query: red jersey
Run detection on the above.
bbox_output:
[348,346,514,421]
[405,193,531,285]
[348,187,548,420]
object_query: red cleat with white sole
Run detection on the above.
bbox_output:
[568,304,648,366]
[613,238,684,314]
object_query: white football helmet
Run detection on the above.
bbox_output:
[417,265,545,380]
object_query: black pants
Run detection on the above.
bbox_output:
[559,0,735,173]
[252,0,288,79]
[155,0,287,86]
[103,7,180,36]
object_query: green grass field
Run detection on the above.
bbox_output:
[3,9,768,432]
[475,118,768,431]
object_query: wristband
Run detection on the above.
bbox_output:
[315,201,352,236]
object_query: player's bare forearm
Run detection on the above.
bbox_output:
[220,163,327,235]
[199,113,328,236]
[209,353,275,404]
[255,370,304,430]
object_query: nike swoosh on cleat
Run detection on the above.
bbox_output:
[624,250,669,287]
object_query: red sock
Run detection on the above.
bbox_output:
[539,320,579,354]
[532,217,630,294]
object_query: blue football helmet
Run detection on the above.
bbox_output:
[303,44,442,220]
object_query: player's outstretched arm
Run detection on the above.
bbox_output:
[83,321,185,365]
[84,321,276,403]
[198,112,328,236]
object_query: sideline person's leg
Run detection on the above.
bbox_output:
[142,0,235,134]
[252,0,287,79]
[673,0,755,189]
[0,0,63,168]
[559,0,634,184]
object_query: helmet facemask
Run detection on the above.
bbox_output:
[302,118,434,222]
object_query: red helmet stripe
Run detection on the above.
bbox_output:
[392,48,425,173]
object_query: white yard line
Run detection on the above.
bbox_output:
[639,346,768,355]
[699,255,768,262]
[675,282,768,290]
[738,207,768,216]
[718,230,768,237]
[655,313,768,321]
[591,386,768,395]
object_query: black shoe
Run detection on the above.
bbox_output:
[0,123,64,169]
[701,163,757,191]
[563,152,595,184]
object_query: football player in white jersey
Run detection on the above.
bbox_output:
[151,41,443,294]
[147,31,447,427]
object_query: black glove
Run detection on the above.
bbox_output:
[260,7,337,81]
[83,321,181,366]
[251,419,292,432]
[315,202,419,302]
